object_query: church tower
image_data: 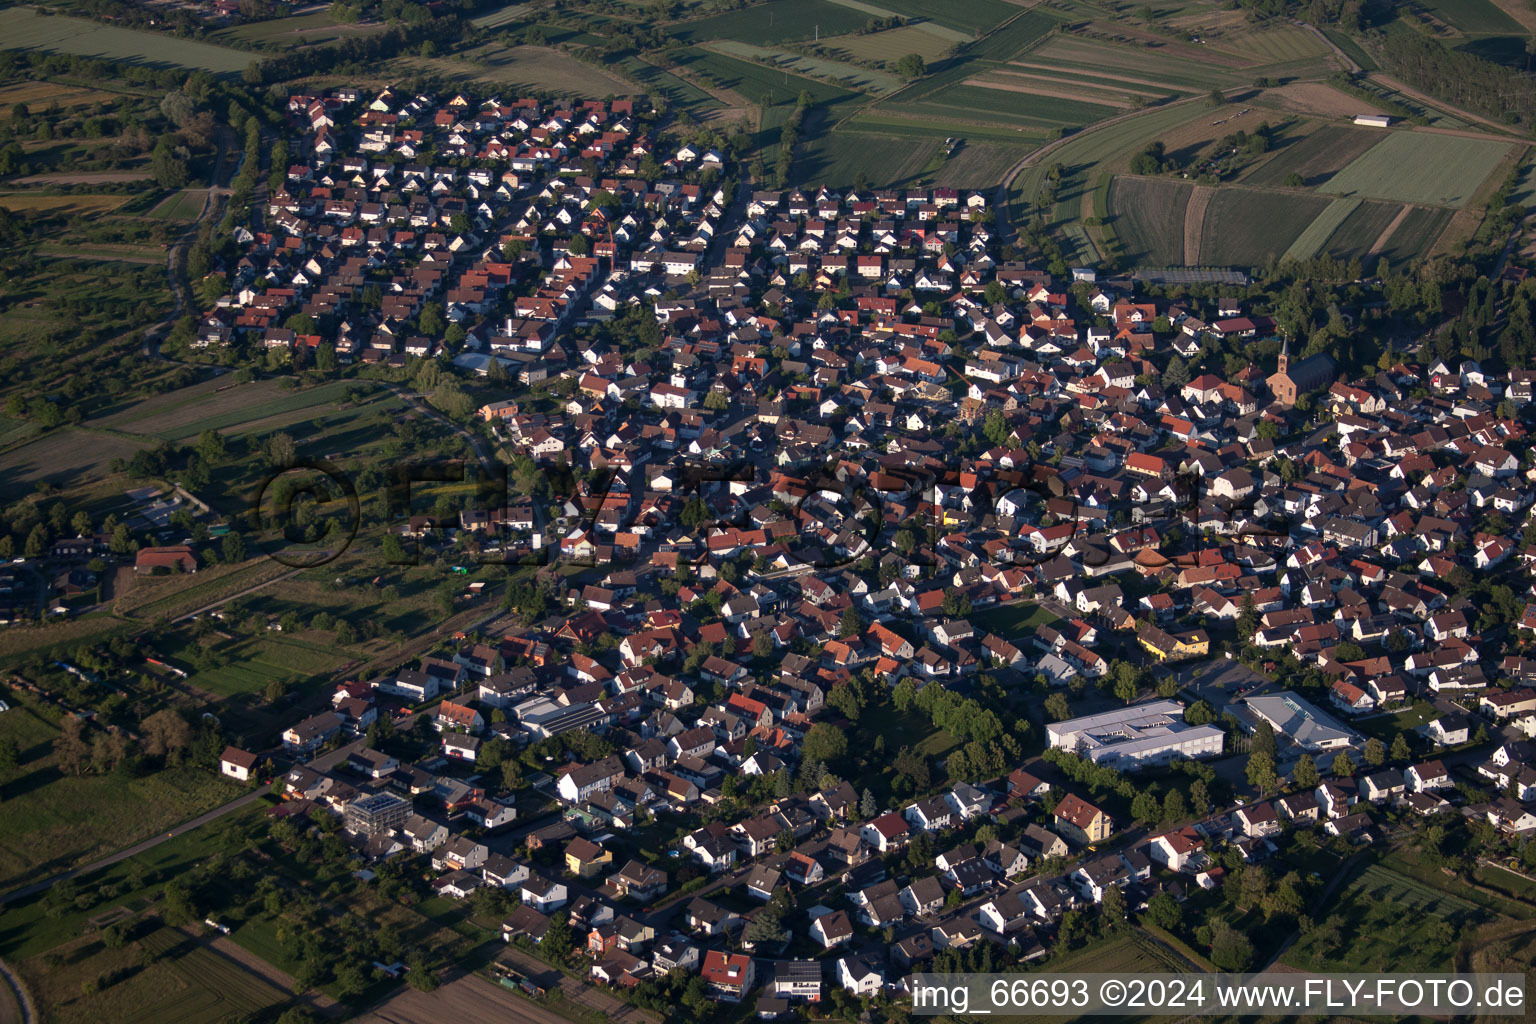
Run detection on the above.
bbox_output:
[1277,336,1289,376]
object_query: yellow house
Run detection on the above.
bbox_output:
[1137,624,1209,662]
[1054,793,1112,845]
[564,837,612,878]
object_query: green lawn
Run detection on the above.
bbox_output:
[968,601,1061,642]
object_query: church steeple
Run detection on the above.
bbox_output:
[1277,336,1290,376]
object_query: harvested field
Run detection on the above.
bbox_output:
[1427,205,1482,257]
[1281,196,1361,261]
[1254,81,1389,118]
[1487,0,1536,33]
[673,0,872,45]
[1320,130,1515,206]
[0,193,130,216]
[1198,187,1333,268]
[1244,124,1391,187]
[1107,175,1192,266]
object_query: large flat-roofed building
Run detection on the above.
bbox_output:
[1046,699,1225,769]
[345,792,410,836]
[1243,692,1356,751]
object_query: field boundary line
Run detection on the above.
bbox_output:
[1184,184,1214,265]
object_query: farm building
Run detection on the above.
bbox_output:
[1352,114,1392,128]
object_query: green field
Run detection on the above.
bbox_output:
[1422,0,1525,34]
[211,9,390,47]
[864,0,1020,35]
[671,46,860,111]
[0,7,253,75]
[146,190,205,222]
[613,56,723,112]
[0,696,243,894]
[795,129,943,186]
[673,0,874,45]
[1320,131,1514,206]
[1107,176,1193,265]
[966,9,1061,61]
[150,632,353,698]
[1198,187,1333,268]
[1244,124,1388,188]
[895,82,1119,131]
[1382,205,1455,260]
[705,39,902,93]
[1281,196,1361,262]
[1319,198,1405,259]
[968,600,1062,642]
[1010,100,1203,243]
[821,23,961,63]
[94,378,358,441]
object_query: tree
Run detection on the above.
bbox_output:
[1363,737,1385,767]
[1207,87,1226,107]
[55,715,88,776]
[24,524,46,559]
[222,531,246,564]
[1252,721,1277,759]
[151,136,188,188]
[1209,921,1253,971]
[895,53,926,79]
[1390,734,1411,762]
[1292,753,1319,789]
[1162,788,1187,824]
[141,709,193,762]
[1100,882,1126,928]
[1146,891,1182,931]
[1331,751,1356,777]
[1246,750,1278,795]
[1044,692,1071,721]
[543,912,572,959]
[801,723,848,765]
[839,607,863,638]
[860,788,878,818]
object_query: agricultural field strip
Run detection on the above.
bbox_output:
[985,67,1171,99]
[0,7,252,75]
[1281,196,1361,262]
[1319,130,1516,207]
[963,75,1135,108]
[1007,59,1200,93]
